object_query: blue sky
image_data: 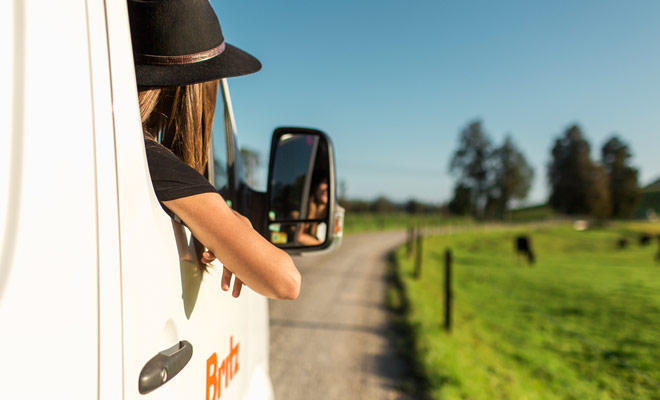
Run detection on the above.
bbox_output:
[211,0,660,204]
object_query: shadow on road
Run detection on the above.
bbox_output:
[385,250,432,399]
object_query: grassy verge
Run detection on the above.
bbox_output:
[392,223,660,400]
[386,251,431,398]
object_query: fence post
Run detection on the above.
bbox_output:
[414,228,423,279]
[406,226,414,258]
[444,248,452,332]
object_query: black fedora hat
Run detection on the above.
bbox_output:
[128,0,262,87]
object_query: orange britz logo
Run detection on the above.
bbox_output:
[206,336,240,400]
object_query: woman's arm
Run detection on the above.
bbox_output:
[163,192,301,300]
[297,231,322,246]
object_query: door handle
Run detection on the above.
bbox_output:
[138,340,193,394]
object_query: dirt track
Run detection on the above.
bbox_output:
[269,231,410,400]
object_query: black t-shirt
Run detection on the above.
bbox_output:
[144,139,216,218]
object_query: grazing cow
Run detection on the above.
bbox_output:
[515,235,535,265]
[640,233,652,246]
[617,238,628,249]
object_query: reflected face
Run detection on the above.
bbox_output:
[315,182,328,205]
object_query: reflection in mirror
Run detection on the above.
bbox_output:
[268,133,330,247]
[269,220,327,246]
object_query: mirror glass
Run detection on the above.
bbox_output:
[268,133,330,247]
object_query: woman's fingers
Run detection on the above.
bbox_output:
[207,253,243,298]
[232,278,244,298]
[222,267,243,298]
[221,266,232,291]
[201,250,216,264]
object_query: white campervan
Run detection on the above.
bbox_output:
[0,1,343,399]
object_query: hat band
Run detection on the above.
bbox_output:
[135,41,226,65]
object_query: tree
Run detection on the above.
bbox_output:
[339,180,347,203]
[587,163,612,218]
[240,148,260,187]
[370,196,398,213]
[548,124,611,216]
[449,120,493,217]
[489,136,534,218]
[448,183,473,215]
[405,199,425,214]
[449,121,534,219]
[601,136,640,218]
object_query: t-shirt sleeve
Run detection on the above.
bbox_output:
[144,139,217,209]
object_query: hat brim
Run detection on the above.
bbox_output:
[135,43,261,87]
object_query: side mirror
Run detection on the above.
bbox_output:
[266,127,344,252]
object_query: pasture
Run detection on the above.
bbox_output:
[508,204,557,222]
[343,212,470,235]
[392,224,660,399]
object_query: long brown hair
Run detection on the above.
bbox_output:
[138,80,219,174]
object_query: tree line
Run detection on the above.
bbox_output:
[339,196,446,214]
[448,120,534,219]
[448,120,640,219]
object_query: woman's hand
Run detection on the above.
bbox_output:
[201,250,244,298]
[166,192,300,300]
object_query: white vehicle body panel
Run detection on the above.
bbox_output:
[1,0,99,398]
[1,1,273,399]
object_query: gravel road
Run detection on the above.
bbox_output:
[269,230,411,400]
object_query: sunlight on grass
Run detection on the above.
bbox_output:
[394,224,660,400]
[343,213,471,235]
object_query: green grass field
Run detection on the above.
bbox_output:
[509,204,557,222]
[392,223,660,400]
[343,212,470,235]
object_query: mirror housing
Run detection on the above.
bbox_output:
[266,127,343,253]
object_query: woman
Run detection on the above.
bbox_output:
[298,178,329,245]
[129,0,300,300]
